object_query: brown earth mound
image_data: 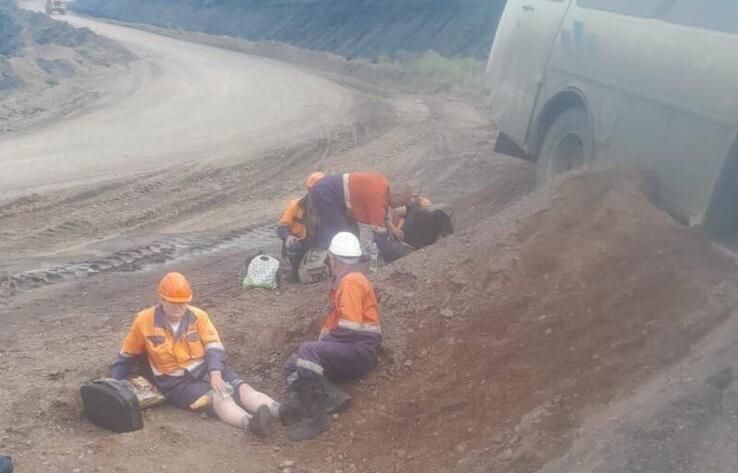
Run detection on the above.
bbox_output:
[280,170,738,472]
[3,168,737,473]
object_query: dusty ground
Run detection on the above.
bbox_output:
[3,5,738,473]
[0,1,131,138]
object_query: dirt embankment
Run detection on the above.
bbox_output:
[0,0,131,135]
[5,165,736,473]
[70,0,504,60]
[268,170,738,472]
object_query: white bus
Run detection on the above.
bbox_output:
[486,0,738,240]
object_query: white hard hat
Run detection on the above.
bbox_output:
[329,232,362,258]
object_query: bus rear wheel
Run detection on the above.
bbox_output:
[536,107,593,185]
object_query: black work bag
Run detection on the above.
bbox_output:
[81,379,143,433]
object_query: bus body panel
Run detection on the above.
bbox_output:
[485,0,574,150]
[487,0,738,226]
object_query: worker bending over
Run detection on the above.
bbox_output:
[310,172,416,253]
[112,272,279,437]
[276,172,324,281]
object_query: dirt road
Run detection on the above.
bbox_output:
[2,1,352,199]
[1,5,530,472]
[6,4,736,473]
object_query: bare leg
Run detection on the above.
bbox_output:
[238,383,278,415]
[212,395,250,428]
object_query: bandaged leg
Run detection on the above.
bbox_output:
[212,391,251,428]
[238,383,280,417]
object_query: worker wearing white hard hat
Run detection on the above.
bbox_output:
[280,232,382,440]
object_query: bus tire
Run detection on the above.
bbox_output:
[536,107,593,185]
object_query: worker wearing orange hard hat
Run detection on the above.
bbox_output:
[305,172,325,190]
[276,172,324,282]
[111,272,280,438]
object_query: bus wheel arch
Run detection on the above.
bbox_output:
[532,91,594,184]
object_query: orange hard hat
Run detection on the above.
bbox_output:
[306,172,325,189]
[157,272,193,303]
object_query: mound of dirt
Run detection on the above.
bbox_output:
[0,0,132,134]
[277,170,738,472]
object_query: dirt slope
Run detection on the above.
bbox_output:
[277,171,738,472]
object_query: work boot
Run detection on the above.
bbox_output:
[316,376,351,414]
[278,390,303,427]
[280,374,333,441]
[247,405,274,438]
[286,409,331,441]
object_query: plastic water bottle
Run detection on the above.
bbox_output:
[369,242,379,272]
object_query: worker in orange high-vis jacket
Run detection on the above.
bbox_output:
[285,232,380,391]
[276,172,324,281]
[310,172,416,253]
[280,232,381,440]
[111,272,280,438]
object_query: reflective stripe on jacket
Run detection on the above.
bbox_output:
[113,305,225,379]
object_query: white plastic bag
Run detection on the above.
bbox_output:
[243,254,280,290]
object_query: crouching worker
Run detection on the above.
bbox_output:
[111,272,279,438]
[281,232,381,440]
[276,172,324,282]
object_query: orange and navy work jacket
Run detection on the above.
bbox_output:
[320,270,382,344]
[277,198,307,241]
[343,173,391,227]
[111,305,226,381]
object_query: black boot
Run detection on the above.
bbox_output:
[280,374,334,441]
[247,405,274,438]
[316,376,352,414]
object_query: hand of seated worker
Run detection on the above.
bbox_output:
[210,370,227,393]
[286,235,300,248]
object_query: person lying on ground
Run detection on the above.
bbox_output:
[111,272,279,438]
[276,172,324,282]
[310,172,416,251]
[280,232,382,440]
[380,197,454,263]
[391,195,432,231]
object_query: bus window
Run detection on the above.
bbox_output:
[661,0,738,35]
[577,0,665,18]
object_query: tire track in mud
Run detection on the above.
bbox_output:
[3,224,276,291]
[0,95,395,300]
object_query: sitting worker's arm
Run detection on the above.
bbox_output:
[319,281,363,339]
[385,208,404,242]
[337,279,365,323]
[195,311,227,391]
[276,224,291,242]
[111,317,146,380]
[277,200,300,247]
